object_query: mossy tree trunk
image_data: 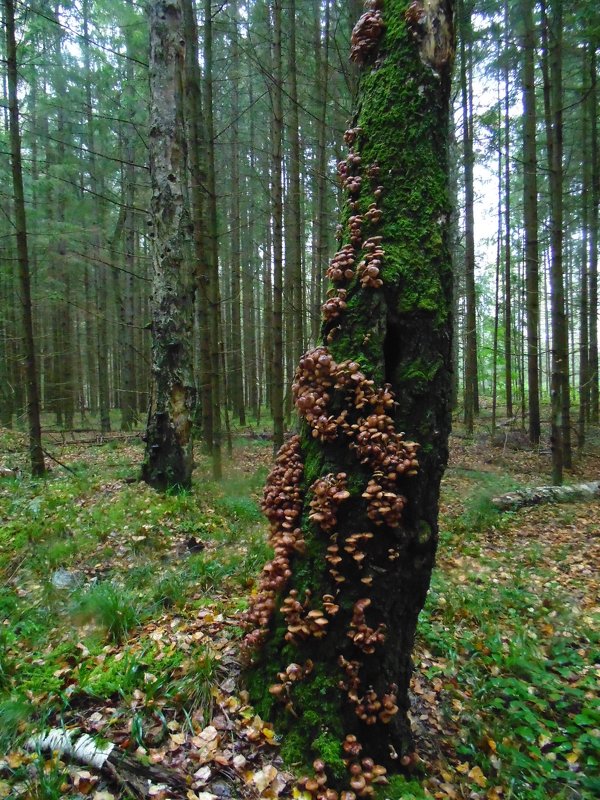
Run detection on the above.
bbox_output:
[142,0,194,491]
[244,0,454,783]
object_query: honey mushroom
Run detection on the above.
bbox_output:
[343,126,362,147]
[308,472,350,533]
[269,659,314,708]
[349,8,385,65]
[348,597,386,655]
[327,245,356,283]
[322,290,348,324]
[241,435,305,657]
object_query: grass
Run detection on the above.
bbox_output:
[0,425,598,799]
[0,428,271,772]
[415,467,600,799]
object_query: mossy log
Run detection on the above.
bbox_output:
[492,481,600,512]
[244,0,454,785]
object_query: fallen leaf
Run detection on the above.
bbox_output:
[468,765,487,788]
[253,765,278,793]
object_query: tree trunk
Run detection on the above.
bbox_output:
[142,0,194,491]
[182,0,212,449]
[579,48,590,448]
[270,0,284,451]
[312,0,331,347]
[204,0,223,480]
[287,0,304,367]
[5,0,45,476]
[520,0,540,443]
[459,0,477,433]
[542,0,570,483]
[589,47,599,423]
[245,0,454,777]
[229,0,245,426]
[503,0,512,418]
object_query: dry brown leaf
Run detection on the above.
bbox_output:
[468,765,487,788]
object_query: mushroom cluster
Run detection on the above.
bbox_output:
[356,237,384,289]
[241,435,305,655]
[293,348,338,440]
[327,245,356,283]
[339,654,362,702]
[362,477,406,527]
[281,589,330,642]
[350,8,385,65]
[349,214,363,247]
[296,743,388,800]
[309,472,350,532]
[326,538,345,585]
[322,289,348,323]
[269,659,314,709]
[364,203,382,226]
[343,531,373,573]
[344,126,362,147]
[348,597,386,655]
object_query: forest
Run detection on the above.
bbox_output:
[0,0,598,799]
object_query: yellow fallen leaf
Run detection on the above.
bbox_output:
[6,752,25,769]
[566,752,579,764]
[253,765,278,793]
[262,727,275,741]
[455,761,469,774]
[292,788,312,800]
[468,765,487,788]
[0,781,12,799]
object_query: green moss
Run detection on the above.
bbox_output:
[312,731,346,781]
[301,428,326,487]
[378,774,429,800]
[396,358,443,395]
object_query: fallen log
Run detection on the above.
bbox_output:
[26,729,188,799]
[492,481,600,512]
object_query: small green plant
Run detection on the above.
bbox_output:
[0,698,33,751]
[151,571,187,608]
[186,554,233,591]
[169,648,220,720]
[216,495,262,524]
[75,582,140,643]
[25,754,69,800]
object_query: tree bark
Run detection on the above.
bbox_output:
[271,0,284,451]
[182,0,212,449]
[245,0,454,777]
[458,0,477,432]
[503,0,512,418]
[542,0,570,483]
[5,0,45,476]
[229,0,245,426]
[204,0,223,480]
[142,0,194,491]
[589,47,599,423]
[520,0,540,443]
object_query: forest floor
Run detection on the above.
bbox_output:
[0,419,598,800]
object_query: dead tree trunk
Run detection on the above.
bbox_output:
[244,0,454,780]
[142,0,194,491]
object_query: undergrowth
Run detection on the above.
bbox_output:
[0,427,597,799]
